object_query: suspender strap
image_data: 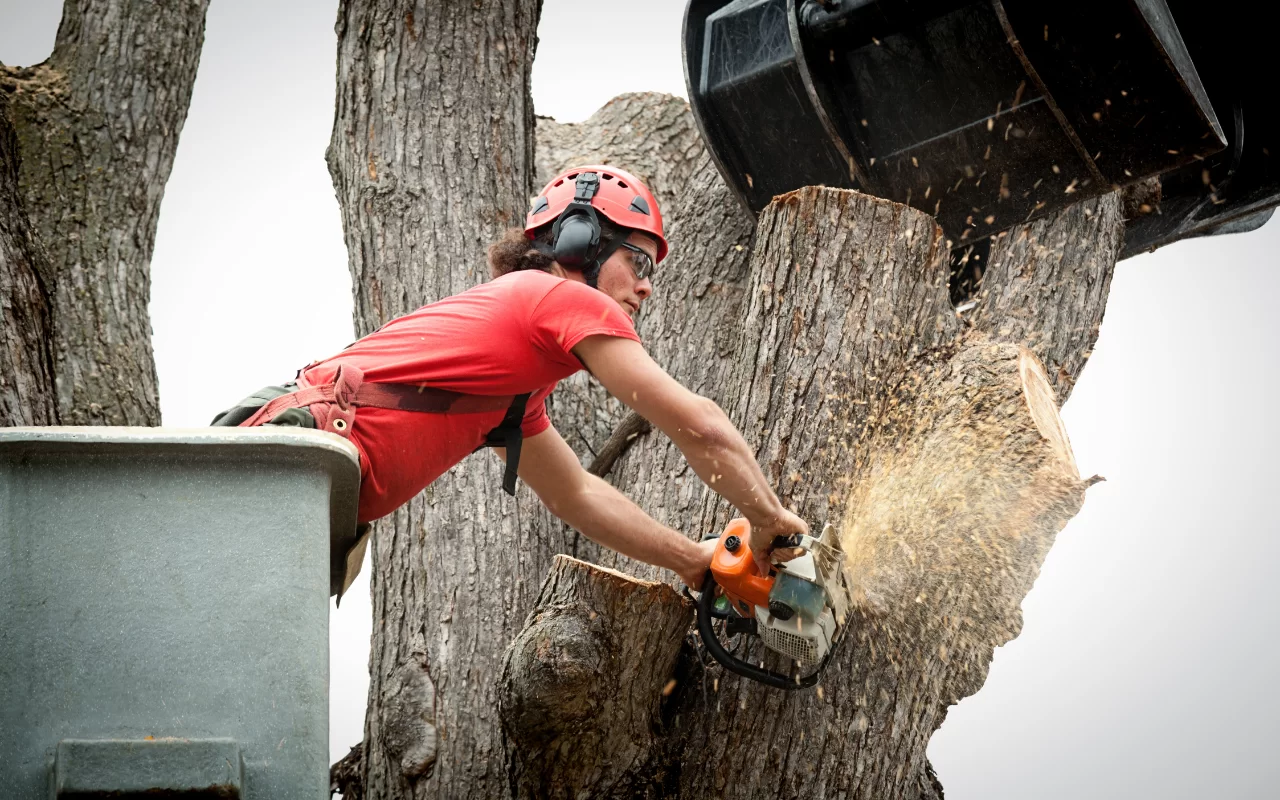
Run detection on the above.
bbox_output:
[483,392,532,496]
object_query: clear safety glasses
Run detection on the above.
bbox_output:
[618,242,656,281]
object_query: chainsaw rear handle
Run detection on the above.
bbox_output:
[696,568,819,691]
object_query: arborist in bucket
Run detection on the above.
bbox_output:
[213,166,806,595]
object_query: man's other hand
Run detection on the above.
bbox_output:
[679,538,719,590]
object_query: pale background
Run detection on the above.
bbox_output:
[3,2,1277,797]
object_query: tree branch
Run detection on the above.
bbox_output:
[586,411,652,478]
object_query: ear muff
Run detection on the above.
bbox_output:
[550,204,601,270]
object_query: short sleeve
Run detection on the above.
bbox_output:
[520,388,554,438]
[528,280,641,369]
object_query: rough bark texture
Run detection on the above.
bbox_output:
[0,94,57,427]
[327,2,545,798]
[534,92,703,216]
[971,193,1122,401]
[0,0,209,426]
[498,556,692,799]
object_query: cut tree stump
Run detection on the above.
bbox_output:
[499,556,692,800]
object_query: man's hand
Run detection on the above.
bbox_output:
[747,507,809,574]
[678,538,719,590]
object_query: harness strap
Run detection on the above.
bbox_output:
[481,392,532,496]
[237,365,534,495]
[240,365,514,428]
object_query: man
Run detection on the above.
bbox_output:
[214,165,806,593]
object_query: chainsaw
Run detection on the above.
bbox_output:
[695,518,853,690]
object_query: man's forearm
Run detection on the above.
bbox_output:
[549,472,703,577]
[668,400,784,524]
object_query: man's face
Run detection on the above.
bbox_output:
[596,231,657,320]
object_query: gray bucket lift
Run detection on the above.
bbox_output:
[0,427,360,799]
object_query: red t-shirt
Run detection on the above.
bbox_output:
[303,270,640,522]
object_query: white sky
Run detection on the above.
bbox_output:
[3,1,1278,796]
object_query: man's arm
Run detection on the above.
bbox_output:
[495,425,717,588]
[572,335,808,562]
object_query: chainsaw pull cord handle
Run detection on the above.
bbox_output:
[695,567,820,691]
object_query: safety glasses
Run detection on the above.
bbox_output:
[618,242,656,281]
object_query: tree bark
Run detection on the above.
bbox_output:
[971,193,1123,401]
[327,2,546,797]
[0,94,57,427]
[0,0,209,426]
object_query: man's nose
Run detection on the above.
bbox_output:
[636,278,652,300]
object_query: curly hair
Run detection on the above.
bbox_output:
[487,227,553,278]
[487,218,625,279]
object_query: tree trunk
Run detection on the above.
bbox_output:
[498,556,692,799]
[326,2,545,797]
[497,186,1119,798]
[0,0,209,426]
[341,33,1124,788]
[0,94,56,427]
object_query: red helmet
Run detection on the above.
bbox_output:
[526,165,668,263]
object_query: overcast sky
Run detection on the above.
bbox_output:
[3,2,1277,797]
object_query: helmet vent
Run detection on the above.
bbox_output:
[602,173,613,180]
[617,181,628,189]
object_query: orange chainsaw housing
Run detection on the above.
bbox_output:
[709,518,774,618]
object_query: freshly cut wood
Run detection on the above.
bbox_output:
[499,556,692,799]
